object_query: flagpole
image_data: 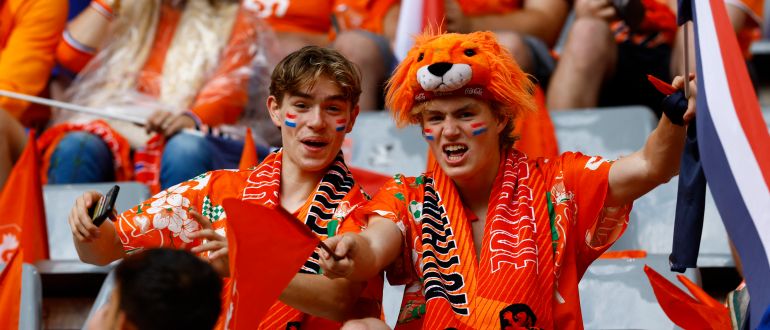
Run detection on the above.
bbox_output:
[0,89,147,125]
[683,22,691,98]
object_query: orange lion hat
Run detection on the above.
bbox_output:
[385,31,536,126]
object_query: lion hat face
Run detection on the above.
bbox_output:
[386,31,535,126]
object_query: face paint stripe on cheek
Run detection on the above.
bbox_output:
[471,122,487,136]
[285,113,297,128]
[423,128,435,141]
[335,118,347,132]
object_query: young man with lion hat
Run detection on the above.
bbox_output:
[319,31,696,329]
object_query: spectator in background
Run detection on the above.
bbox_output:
[442,0,571,89]
[0,0,67,189]
[44,0,272,189]
[332,0,400,111]
[547,0,677,114]
[85,248,222,330]
[249,0,400,111]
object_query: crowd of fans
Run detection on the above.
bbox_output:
[0,0,765,329]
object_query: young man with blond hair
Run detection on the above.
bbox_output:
[320,31,696,329]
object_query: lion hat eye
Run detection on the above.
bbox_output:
[417,53,425,62]
[463,49,476,57]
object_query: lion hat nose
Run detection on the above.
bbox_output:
[427,62,453,76]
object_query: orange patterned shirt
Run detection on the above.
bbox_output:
[115,151,380,328]
[360,150,632,329]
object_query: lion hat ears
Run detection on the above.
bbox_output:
[385,31,536,127]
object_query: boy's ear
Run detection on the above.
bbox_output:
[495,115,508,134]
[345,105,360,133]
[267,95,282,127]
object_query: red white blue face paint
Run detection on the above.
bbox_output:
[284,113,297,128]
[470,122,487,136]
[335,118,347,132]
[423,128,435,141]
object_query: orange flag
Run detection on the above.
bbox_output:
[0,249,23,329]
[644,265,730,329]
[349,166,390,195]
[221,199,319,329]
[238,128,258,170]
[0,131,49,264]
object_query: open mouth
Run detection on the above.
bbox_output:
[442,143,468,162]
[301,138,329,149]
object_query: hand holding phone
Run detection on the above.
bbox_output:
[90,185,120,227]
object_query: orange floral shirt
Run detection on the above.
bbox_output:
[360,151,632,329]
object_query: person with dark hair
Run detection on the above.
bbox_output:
[86,248,222,330]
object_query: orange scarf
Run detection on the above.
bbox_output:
[240,151,367,329]
[408,148,554,329]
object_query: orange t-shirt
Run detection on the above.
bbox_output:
[242,0,333,35]
[0,0,67,121]
[332,0,399,34]
[456,0,521,16]
[115,152,381,328]
[360,150,632,329]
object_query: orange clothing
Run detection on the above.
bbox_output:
[361,150,632,329]
[55,3,256,126]
[728,0,764,59]
[456,0,521,16]
[244,0,334,35]
[612,0,677,48]
[114,151,381,329]
[333,0,399,34]
[0,0,67,120]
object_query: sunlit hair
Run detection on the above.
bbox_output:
[270,46,362,110]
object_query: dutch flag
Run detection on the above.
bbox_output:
[675,0,770,326]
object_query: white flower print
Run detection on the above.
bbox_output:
[146,184,192,234]
[191,173,212,191]
[177,218,200,243]
[133,215,150,234]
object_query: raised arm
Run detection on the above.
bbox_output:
[319,216,403,283]
[68,191,126,265]
[605,76,696,206]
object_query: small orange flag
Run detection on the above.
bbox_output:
[221,199,319,329]
[644,265,730,329]
[0,249,23,329]
[239,128,258,170]
[0,131,49,264]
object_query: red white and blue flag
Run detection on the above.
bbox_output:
[678,0,770,326]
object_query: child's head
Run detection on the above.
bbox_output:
[87,248,222,330]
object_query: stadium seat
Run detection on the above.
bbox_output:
[579,254,697,329]
[40,182,150,273]
[18,264,43,330]
[551,107,733,267]
[346,111,428,177]
[81,269,116,330]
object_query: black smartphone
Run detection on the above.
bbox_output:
[90,185,120,227]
